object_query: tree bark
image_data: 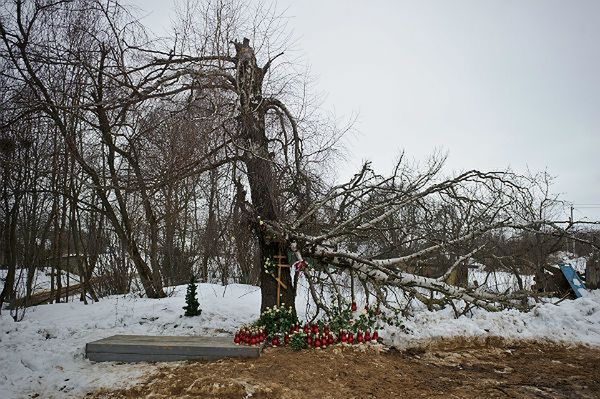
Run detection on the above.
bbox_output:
[234,39,295,312]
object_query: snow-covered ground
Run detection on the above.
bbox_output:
[1,278,599,398]
[387,292,600,347]
[0,283,261,399]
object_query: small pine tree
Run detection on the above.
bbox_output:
[183,275,201,317]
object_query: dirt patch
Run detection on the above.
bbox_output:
[87,338,600,399]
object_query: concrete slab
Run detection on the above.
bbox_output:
[86,335,260,362]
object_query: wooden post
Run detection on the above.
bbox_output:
[587,254,600,290]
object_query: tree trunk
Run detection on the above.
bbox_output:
[234,39,295,312]
[0,202,18,309]
[233,178,258,285]
[201,169,219,283]
[163,184,177,286]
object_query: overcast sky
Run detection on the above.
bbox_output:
[131,0,600,221]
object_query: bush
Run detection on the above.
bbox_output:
[255,303,298,337]
[328,299,379,333]
[289,331,307,351]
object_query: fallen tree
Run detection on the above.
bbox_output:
[259,158,600,315]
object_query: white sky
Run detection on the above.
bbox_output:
[130,0,600,221]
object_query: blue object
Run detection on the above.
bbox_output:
[560,264,587,298]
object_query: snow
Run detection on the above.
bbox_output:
[0,283,261,399]
[385,291,600,348]
[1,280,599,399]
[554,251,587,274]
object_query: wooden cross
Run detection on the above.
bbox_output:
[272,250,289,306]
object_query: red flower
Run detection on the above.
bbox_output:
[292,260,308,271]
[351,302,357,312]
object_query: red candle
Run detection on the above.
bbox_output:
[340,331,347,343]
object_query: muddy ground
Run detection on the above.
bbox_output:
[87,337,600,399]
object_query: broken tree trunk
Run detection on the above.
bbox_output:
[234,38,295,312]
[270,221,532,311]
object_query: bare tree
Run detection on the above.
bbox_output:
[0,0,231,298]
